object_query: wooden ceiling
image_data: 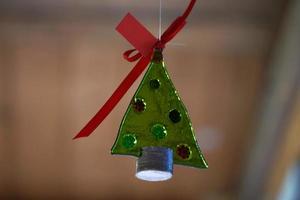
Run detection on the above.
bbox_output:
[0,0,290,199]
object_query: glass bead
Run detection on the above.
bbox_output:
[122,134,137,148]
[151,124,167,140]
[132,98,146,112]
[176,144,191,159]
[169,109,181,123]
[149,79,160,89]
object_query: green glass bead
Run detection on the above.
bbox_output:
[151,124,167,139]
[122,134,137,149]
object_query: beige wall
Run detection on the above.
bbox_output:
[0,0,291,199]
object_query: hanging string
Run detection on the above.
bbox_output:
[159,0,162,40]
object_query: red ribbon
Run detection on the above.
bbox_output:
[74,0,197,139]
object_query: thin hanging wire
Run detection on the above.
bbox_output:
[158,0,162,40]
[158,0,186,47]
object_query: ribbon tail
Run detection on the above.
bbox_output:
[182,0,196,19]
[73,55,152,139]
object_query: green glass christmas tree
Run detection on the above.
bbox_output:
[111,50,208,169]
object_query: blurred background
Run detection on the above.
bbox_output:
[0,0,299,199]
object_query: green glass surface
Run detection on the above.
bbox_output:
[111,51,208,169]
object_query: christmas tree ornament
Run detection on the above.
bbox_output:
[74,0,208,182]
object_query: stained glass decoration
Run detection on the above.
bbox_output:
[111,50,207,169]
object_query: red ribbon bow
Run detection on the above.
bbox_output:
[74,0,196,139]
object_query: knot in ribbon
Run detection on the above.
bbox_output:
[123,0,196,63]
[74,0,197,139]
